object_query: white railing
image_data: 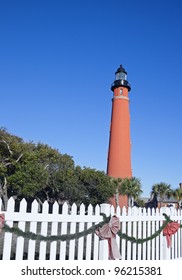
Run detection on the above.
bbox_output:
[0,197,182,260]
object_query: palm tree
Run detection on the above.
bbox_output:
[151,182,172,207]
[172,188,182,209]
[120,177,142,207]
[111,177,142,207]
[110,177,123,207]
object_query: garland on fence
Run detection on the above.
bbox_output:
[0,212,182,245]
[1,213,110,242]
[117,213,181,245]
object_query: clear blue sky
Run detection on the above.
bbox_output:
[1,0,182,197]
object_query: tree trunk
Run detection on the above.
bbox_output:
[0,178,8,210]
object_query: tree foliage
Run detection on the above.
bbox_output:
[151,182,172,201]
[0,128,116,209]
[109,177,142,207]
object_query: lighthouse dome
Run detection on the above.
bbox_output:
[115,65,127,75]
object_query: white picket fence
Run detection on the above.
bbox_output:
[0,197,182,260]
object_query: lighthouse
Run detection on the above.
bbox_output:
[107,65,132,208]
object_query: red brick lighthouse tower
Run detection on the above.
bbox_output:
[107,65,132,208]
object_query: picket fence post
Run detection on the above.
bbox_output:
[98,203,111,260]
[161,207,171,260]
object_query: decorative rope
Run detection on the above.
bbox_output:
[1,213,182,243]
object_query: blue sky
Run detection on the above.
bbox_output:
[1,0,182,197]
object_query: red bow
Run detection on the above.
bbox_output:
[95,215,121,259]
[163,221,180,248]
[0,213,5,233]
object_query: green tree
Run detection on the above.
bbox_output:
[0,128,117,208]
[0,128,76,208]
[110,177,142,207]
[134,198,145,207]
[151,182,172,207]
[0,128,26,208]
[77,167,116,206]
[172,187,182,209]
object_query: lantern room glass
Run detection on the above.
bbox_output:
[115,72,127,81]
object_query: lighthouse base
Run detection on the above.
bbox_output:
[108,194,128,209]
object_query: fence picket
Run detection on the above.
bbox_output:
[177,209,181,258]
[172,208,177,259]
[159,207,164,260]
[147,208,151,260]
[27,199,39,260]
[155,208,160,260]
[151,208,155,260]
[121,206,127,260]
[132,207,138,260]
[39,201,49,260]
[15,199,27,260]
[85,204,93,260]
[142,207,147,260]
[127,207,132,260]
[59,203,68,260]
[50,202,59,260]
[77,203,85,260]
[92,204,100,260]
[68,203,77,260]
[137,207,142,260]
